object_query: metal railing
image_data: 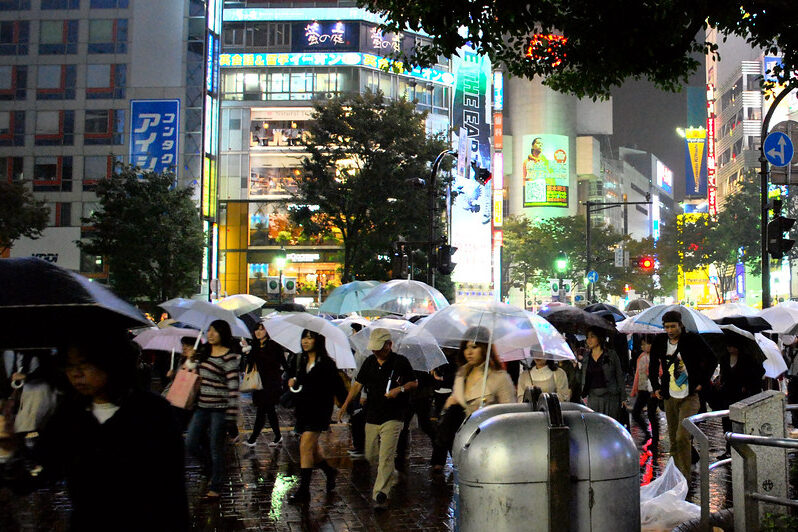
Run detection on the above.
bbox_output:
[682,404,798,532]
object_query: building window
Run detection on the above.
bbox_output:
[0,156,24,182]
[88,19,127,54]
[0,110,24,146]
[53,202,72,227]
[0,65,27,100]
[36,64,76,99]
[33,156,72,192]
[0,0,30,10]
[39,20,78,54]
[86,63,126,99]
[0,20,29,55]
[84,109,124,145]
[41,0,79,8]
[83,155,117,190]
[90,0,128,7]
[35,110,74,146]
[267,22,290,48]
[221,69,357,102]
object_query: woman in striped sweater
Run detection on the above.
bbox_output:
[186,320,240,500]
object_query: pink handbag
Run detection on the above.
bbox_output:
[165,369,200,409]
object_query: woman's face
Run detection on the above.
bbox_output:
[641,341,652,354]
[727,345,739,356]
[207,326,221,345]
[534,358,547,368]
[65,347,109,400]
[586,332,600,349]
[301,333,316,353]
[181,343,196,359]
[254,324,267,340]
[463,342,486,365]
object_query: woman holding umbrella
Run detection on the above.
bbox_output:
[285,329,347,504]
[431,326,515,471]
[579,326,625,424]
[242,323,287,448]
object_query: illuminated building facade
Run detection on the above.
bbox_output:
[216,2,452,305]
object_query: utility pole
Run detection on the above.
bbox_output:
[760,86,794,309]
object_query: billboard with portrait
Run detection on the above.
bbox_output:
[521,134,569,208]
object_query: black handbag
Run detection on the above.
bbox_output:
[434,403,466,450]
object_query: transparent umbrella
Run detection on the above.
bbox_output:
[216,294,266,316]
[362,279,449,315]
[350,318,447,371]
[262,312,356,369]
[618,304,722,334]
[702,302,759,320]
[160,298,251,340]
[758,305,798,334]
[319,281,381,315]
[133,326,201,352]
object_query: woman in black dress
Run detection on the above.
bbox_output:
[286,329,347,504]
[243,323,287,447]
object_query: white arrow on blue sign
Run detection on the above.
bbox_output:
[764,131,794,167]
[587,270,599,283]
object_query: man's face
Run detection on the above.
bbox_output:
[532,139,542,152]
[372,341,392,358]
[663,321,682,340]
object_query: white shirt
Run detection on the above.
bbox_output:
[667,340,689,399]
[91,402,120,424]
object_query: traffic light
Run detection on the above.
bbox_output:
[554,250,568,273]
[638,256,655,271]
[436,244,457,275]
[768,215,796,259]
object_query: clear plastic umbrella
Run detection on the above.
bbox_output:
[404,301,575,362]
[333,315,371,337]
[133,326,201,352]
[262,312,356,369]
[362,279,449,315]
[349,318,447,371]
[759,305,798,334]
[754,333,789,378]
[216,294,266,316]
[160,298,251,340]
[702,302,759,319]
[319,281,381,315]
[619,304,722,334]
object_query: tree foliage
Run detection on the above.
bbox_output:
[361,0,798,98]
[291,91,450,282]
[0,181,50,255]
[79,165,205,303]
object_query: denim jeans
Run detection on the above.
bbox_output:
[186,408,227,492]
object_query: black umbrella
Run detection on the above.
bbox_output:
[584,303,627,322]
[625,298,653,314]
[273,302,306,313]
[0,257,150,348]
[537,305,617,335]
[713,316,773,334]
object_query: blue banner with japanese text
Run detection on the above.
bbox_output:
[129,99,180,175]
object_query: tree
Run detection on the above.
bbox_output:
[361,1,798,98]
[291,91,450,282]
[503,214,623,301]
[0,181,50,255]
[79,165,205,304]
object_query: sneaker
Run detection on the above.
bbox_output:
[373,491,388,510]
[268,437,283,447]
[347,449,365,459]
[242,439,257,448]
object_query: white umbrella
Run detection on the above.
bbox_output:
[754,333,789,378]
[333,316,371,337]
[262,313,356,369]
[350,318,447,371]
[133,327,201,352]
[759,305,798,334]
[702,302,759,320]
[619,304,722,334]
[216,294,266,316]
[362,279,449,315]
[160,297,251,339]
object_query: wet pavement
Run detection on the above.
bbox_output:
[3,393,741,531]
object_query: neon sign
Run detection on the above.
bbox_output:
[218,52,455,87]
[706,83,717,215]
[305,21,345,47]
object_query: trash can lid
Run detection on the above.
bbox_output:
[563,411,639,481]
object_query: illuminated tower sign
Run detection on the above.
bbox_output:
[706,83,718,215]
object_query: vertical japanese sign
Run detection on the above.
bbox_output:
[451,49,492,286]
[129,99,180,175]
[706,83,717,215]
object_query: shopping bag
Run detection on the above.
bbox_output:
[165,369,200,409]
[14,381,58,433]
[240,366,263,392]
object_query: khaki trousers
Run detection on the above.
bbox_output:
[365,419,403,500]
[664,393,700,479]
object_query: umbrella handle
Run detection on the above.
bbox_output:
[290,384,303,393]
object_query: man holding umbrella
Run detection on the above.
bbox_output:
[338,328,417,509]
[649,310,717,479]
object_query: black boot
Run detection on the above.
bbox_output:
[317,460,338,493]
[288,468,312,504]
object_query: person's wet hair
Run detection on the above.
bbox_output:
[662,310,683,326]
[301,329,329,359]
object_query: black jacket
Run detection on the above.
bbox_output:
[578,348,625,397]
[649,332,717,399]
[287,353,347,428]
[35,389,189,532]
[246,339,287,405]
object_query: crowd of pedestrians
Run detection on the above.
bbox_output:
[1,306,795,529]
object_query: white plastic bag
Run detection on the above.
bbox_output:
[640,458,700,532]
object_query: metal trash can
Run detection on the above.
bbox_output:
[453,395,639,532]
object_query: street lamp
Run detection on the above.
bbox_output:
[274,247,287,305]
[554,250,568,303]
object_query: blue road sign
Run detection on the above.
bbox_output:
[764,131,794,167]
[587,270,599,283]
